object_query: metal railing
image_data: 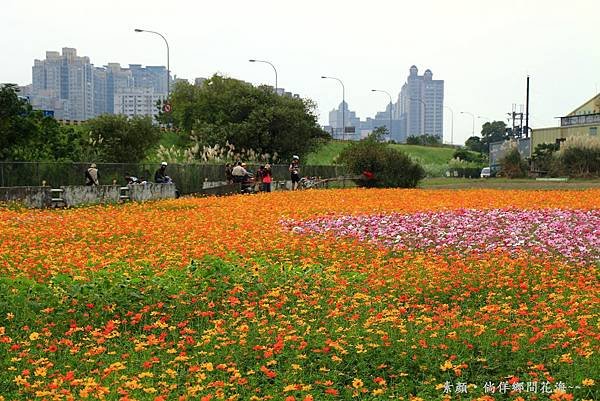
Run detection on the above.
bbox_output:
[0,162,343,195]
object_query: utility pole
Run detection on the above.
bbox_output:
[525,75,530,138]
[509,104,524,138]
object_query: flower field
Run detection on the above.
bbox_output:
[0,189,598,401]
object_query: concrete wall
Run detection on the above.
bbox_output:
[199,183,240,196]
[1,184,177,208]
[0,186,52,208]
[128,183,177,202]
[60,185,121,207]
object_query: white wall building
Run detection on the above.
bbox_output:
[114,88,165,119]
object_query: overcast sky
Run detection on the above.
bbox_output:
[3,0,599,144]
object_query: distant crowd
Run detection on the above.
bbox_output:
[225,155,302,192]
[84,156,303,194]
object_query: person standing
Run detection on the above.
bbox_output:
[85,163,99,186]
[225,163,234,184]
[255,165,265,192]
[262,163,273,192]
[289,155,300,190]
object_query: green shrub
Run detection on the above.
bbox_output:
[531,143,560,174]
[338,134,425,188]
[556,136,600,177]
[452,148,486,164]
[499,146,528,178]
[421,163,448,178]
[406,134,442,146]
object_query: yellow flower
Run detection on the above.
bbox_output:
[352,378,364,389]
[29,332,40,341]
[440,360,453,371]
[559,353,573,364]
[372,388,384,395]
[582,378,595,386]
[283,384,297,392]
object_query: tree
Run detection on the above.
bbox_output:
[338,133,425,188]
[1,84,86,161]
[406,134,441,146]
[452,148,486,164]
[465,136,486,153]
[531,143,559,173]
[1,84,35,160]
[84,115,161,163]
[499,146,528,178]
[480,121,507,153]
[159,75,329,162]
[369,126,388,142]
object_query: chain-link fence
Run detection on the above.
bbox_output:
[0,162,344,194]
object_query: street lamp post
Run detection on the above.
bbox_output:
[460,111,475,137]
[443,105,454,145]
[322,76,345,140]
[249,59,278,94]
[371,89,393,141]
[134,29,170,99]
[410,98,427,135]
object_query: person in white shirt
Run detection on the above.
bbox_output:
[231,161,249,182]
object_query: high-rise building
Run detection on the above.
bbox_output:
[30,48,169,120]
[327,101,361,140]
[32,48,94,120]
[92,67,108,116]
[105,63,134,114]
[130,64,168,94]
[326,101,405,142]
[396,66,444,138]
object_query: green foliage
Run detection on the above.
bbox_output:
[406,134,442,146]
[447,158,485,178]
[464,135,486,153]
[369,126,388,142]
[84,115,161,163]
[158,76,329,162]
[499,146,528,178]
[556,136,600,177]
[531,143,560,173]
[452,148,486,164]
[465,121,510,155]
[479,121,508,154]
[0,85,86,161]
[338,136,425,188]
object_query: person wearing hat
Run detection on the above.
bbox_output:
[85,163,99,186]
[154,161,169,183]
[289,155,300,190]
[231,161,249,183]
[262,163,273,192]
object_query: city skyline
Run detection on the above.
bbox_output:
[27,47,169,120]
[325,66,443,142]
[2,0,599,144]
